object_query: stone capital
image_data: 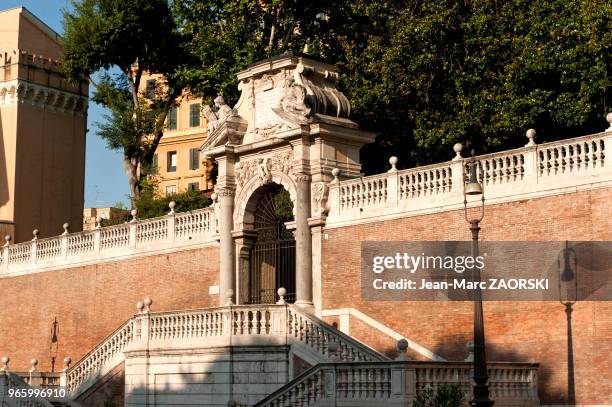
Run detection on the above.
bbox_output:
[293,173,311,183]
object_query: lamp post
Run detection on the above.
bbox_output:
[463,151,493,407]
[558,242,577,404]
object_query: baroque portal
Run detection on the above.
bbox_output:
[200,52,375,312]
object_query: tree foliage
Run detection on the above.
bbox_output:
[411,384,463,407]
[173,0,610,173]
[327,0,612,172]
[62,0,189,202]
[172,0,335,105]
[135,177,212,219]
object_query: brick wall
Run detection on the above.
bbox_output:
[321,188,612,405]
[0,246,219,372]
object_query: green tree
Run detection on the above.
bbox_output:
[411,384,464,407]
[172,0,335,104]
[62,0,189,203]
[327,0,612,173]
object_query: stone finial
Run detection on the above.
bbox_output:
[168,201,176,215]
[1,356,9,371]
[62,223,70,235]
[4,235,11,246]
[63,357,72,371]
[276,287,287,304]
[225,289,234,306]
[396,338,409,361]
[606,112,612,133]
[143,297,153,312]
[525,129,537,146]
[331,168,340,183]
[210,192,218,202]
[452,143,463,161]
[130,209,138,223]
[30,358,38,372]
[32,229,39,241]
[136,301,145,313]
[388,156,398,173]
[465,341,474,362]
[95,216,103,229]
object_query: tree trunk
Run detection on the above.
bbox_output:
[124,156,140,206]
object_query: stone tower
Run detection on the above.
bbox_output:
[0,7,88,242]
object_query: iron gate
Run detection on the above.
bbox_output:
[248,188,296,304]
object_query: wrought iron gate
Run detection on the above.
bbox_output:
[248,188,296,304]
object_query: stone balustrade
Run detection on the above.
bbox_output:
[0,206,216,276]
[255,361,539,407]
[326,130,612,227]
[0,363,55,407]
[60,301,385,398]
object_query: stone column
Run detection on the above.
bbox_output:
[294,173,313,307]
[218,188,236,306]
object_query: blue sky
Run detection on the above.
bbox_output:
[4,0,130,208]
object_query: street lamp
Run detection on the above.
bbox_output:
[463,150,494,407]
[558,242,577,404]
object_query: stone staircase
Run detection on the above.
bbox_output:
[63,301,386,402]
[254,361,539,407]
[3,302,539,406]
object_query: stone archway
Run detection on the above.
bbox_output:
[243,183,296,304]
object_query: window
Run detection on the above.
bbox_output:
[167,107,178,130]
[187,182,199,191]
[189,148,200,170]
[145,79,156,99]
[189,103,201,127]
[167,151,177,172]
[165,185,177,196]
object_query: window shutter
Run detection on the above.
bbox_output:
[190,149,199,170]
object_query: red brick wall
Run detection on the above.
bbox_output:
[0,246,219,372]
[321,188,612,405]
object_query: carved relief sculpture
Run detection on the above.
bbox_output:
[312,182,330,216]
[235,151,294,188]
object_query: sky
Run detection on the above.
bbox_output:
[4,0,131,208]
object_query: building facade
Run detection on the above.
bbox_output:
[0,7,88,243]
[138,73,213,197]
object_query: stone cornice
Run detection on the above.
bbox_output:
[0,79,88,116]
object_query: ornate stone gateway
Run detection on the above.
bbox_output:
[201,52,375,311]
[247,186,296,304]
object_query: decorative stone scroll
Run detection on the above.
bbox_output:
[311,182,330,216]
[235,151,293,188]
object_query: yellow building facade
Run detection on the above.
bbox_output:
[0,7,88,242]
[139,74,213,196]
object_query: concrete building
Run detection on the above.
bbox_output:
[0,7,88,242]
[138,73,213,197]
[0,54,611,406]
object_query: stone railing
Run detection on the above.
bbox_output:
[0,206,217,276]
[254,361,539,407]
[60,301,385,398]
[0,367,55,407]
[326,130,612,227]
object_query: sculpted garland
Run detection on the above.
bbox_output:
[235,151,294,188]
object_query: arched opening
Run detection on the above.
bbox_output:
[247,184,296,304]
